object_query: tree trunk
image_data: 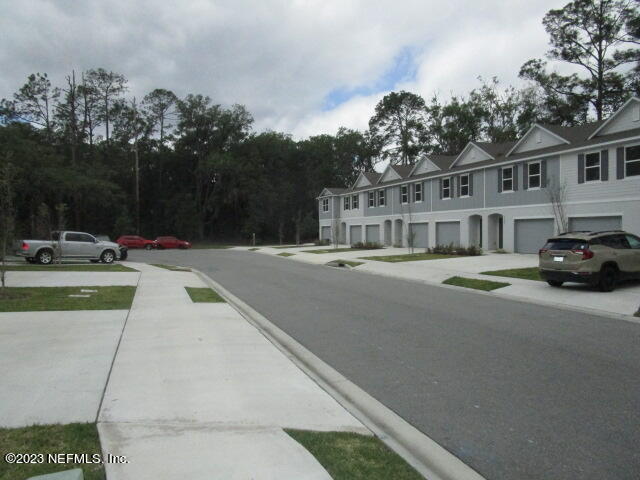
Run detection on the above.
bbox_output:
[278,219,284,245]
[294,210,301,246]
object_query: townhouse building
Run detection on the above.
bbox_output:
[318,97,640,253]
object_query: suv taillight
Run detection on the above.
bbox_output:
[21,242,29,250]
[538,248,548,256]
[571,248,594,260]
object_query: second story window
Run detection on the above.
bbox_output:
[368,191,375,207]
[343,196,350,210]
[442,177,451,199]
[322,198,329,212]
[502,166,513,192]
[352,194,359,209]
[460,174,469,196]
[400,185,409,204]
[414,183,422,202]
[378,189,385,206]
[625,145,640,177]
[528,162,542,188]
[585,152,601,182]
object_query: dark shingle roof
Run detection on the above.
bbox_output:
[475,141,516,158]
[363,172,381,184]
[429,155,457,170]
[390,164,413,178]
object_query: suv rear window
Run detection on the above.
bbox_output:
[543,238,589,250]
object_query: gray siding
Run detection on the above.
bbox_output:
[436,221,460,246]
[431,172,484,212]
[514,218,554,253]
[365,225,380,243]
[485,156,559,208]
[365,187,393,217]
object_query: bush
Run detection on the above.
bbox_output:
[351,241,383,249]
[426,244,482,256]
[314,238,330,246]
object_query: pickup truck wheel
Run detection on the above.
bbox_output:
[37,249,53,265]
[598,265,618,292]
[101,250,115,264]
[547,280,563,287]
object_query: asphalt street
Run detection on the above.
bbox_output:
[128,248,640,480]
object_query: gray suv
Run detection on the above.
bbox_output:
[539,230,640,291]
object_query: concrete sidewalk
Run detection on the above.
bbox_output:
[98,262,367,479]
[239,246,640,317]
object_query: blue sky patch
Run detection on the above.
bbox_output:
[322,46,420,111]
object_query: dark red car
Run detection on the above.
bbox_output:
[155,236,192,249]
[117,235,157,250]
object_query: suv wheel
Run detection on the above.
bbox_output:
[101,250,115,264]
[547,280,563,287]
[598,265,618,292]
[37,249,53,265]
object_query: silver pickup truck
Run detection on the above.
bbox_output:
[17,231,126,264]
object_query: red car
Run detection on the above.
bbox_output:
[117,235,157,250]
[155,236,192,249]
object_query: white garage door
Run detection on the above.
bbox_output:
[436,222,460,246]
[365,225,380,243]
[568,216,621,233]
[320,226,331,241]
[514,218,555,253]
[350,225,362,244]
[409,223,428,248]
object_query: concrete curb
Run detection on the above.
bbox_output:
[194,268,486,480]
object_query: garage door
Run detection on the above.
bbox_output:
[350,225,362,244]
[514,218,554,253]
[436,221,460,246]
[365,225,380,243]
[320,226,331,241]
[569,216,621,233]
[409,223,428,248]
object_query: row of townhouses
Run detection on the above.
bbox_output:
[318,97,640,253]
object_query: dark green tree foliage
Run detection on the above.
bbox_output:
[520,0,639,121]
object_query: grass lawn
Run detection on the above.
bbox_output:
[443,276,510,291]
[151,264,191,272]
[0,286,136,312]
[332,259,364,267]
[359,253,463,263]
[185,286,225,303]
[189,243,232,249]
[481,267,542,281]
[248,247,260,251]
[277,252,295,257]
[0,264,137,272]
[285,430,421,480]
[304,247,380,254]
[0,423,105,480]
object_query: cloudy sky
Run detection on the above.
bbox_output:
[1,0,564,139]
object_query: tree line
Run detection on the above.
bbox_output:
[0,0,638,245]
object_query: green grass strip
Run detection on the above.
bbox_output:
[304,247,379,254]
[480,267,542,281]
[0,264,136,272]
[0,286,136,312]
[334,259,363,267]
[185,286,226,303]
[443,276,510,291]
[248,247,260,251]
[0,423,105,480]
[152,264,191,272]
[359,253,463,263]
[277,252,295,257]
[285,430,422,480]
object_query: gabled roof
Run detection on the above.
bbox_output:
[451,142,495,167]
[409,156,441,176]
[588,97,640,139]
[506,123,571,156]
[318,187,348,197]
[391,164,413,178]
[429,155,457,170]
[352,171,381,189]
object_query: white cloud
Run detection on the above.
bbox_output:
[1,0,561,139]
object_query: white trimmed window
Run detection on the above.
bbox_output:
[352,194,359,209]
[442,177,451,199]
[528,161,542,188]
[368,191,375,207]
[414,183,422,202]
[626,145,640,177]
[343,196,350,210]
[401,185,409,204]
[460,174,469,197]
[378,189,386,206]
[502,166,513,192]
[322,198,329,212]
[585,152,601,182]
